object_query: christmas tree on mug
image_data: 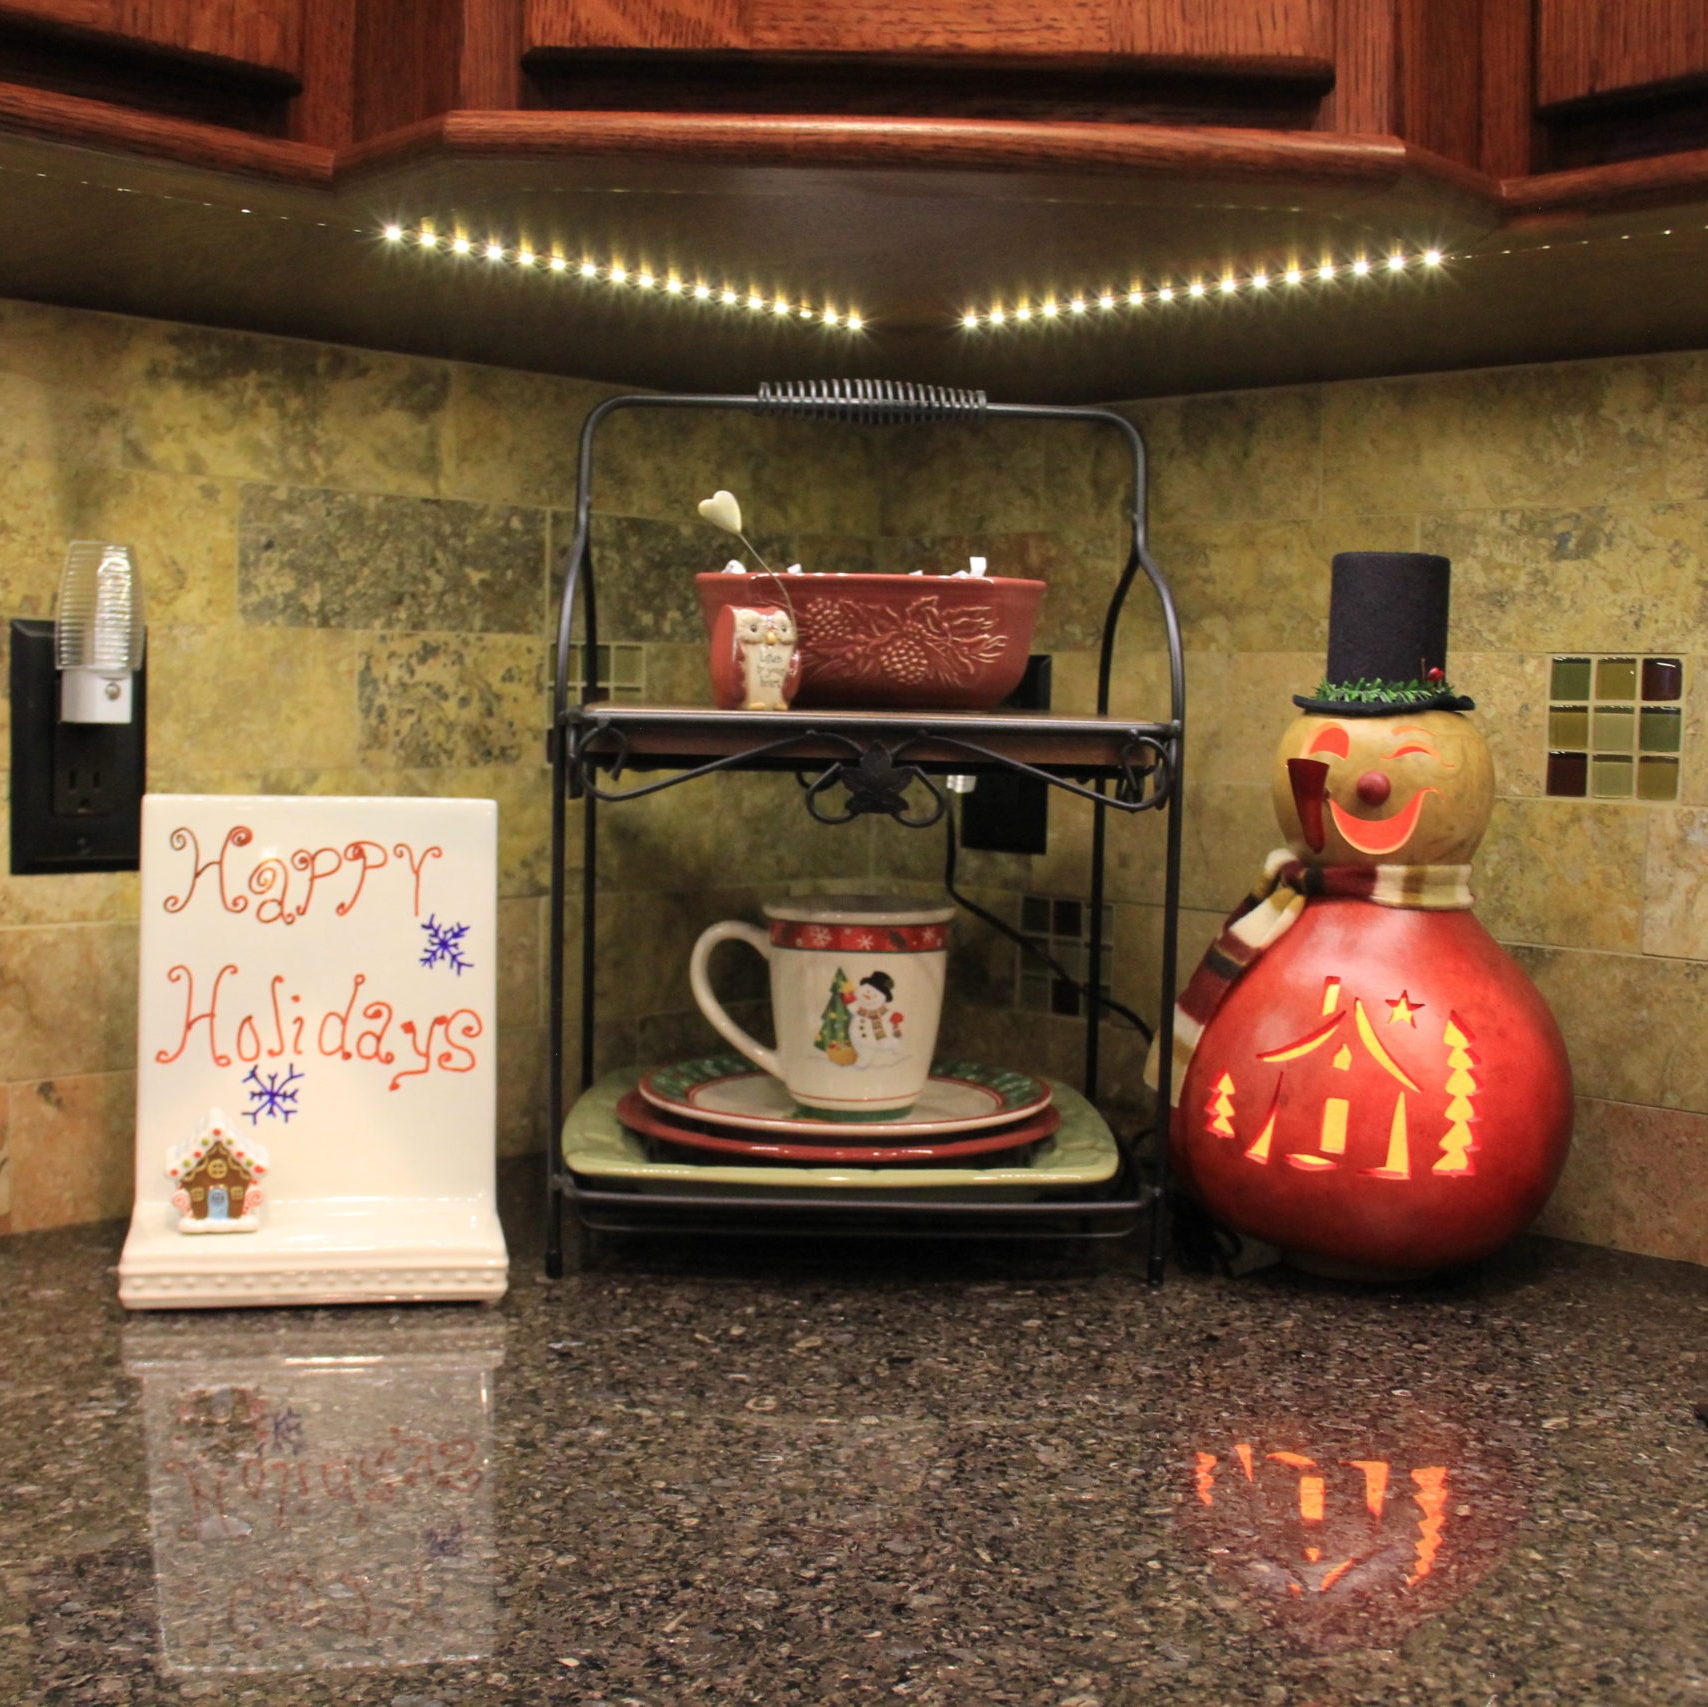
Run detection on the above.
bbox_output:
[814,968,858,1065]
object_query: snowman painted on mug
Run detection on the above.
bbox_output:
[1163,551,1573,1278]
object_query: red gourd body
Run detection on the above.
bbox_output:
[1173,899,1573,1274]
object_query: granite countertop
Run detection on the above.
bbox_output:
[2,1172,1705,1707]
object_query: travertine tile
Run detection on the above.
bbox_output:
[356,633,544,769]
[750,416,882,535]
[1152,515,1419,654]
[6,1071,135,1231]
[586,515,719,643]
[239,485,546,634]
[148,625,362,780]
[1643,807,1708,960]
[141,762,554,902]
[498,1023,548,1159]
[1422,504,1708,654]
[1115,780,1276,911]
[593,883,770,1021]
[0,299,129,477]
[593,404,764,525]
[1659,351,1708,501]
[1529,1098,1617,1252]
[596,770,857,896]
[1115,386,1324,527]
[1546,1095,1708,1265]
[1177,651,1320,787]
[497,896,545,1030]
[1476,797,1647,952]
[445,364,609,508]
[1511,943,1708,1114]
[0,463,237,630]
[118,322,450,494]
[0,1082,10,1231]
[1457,652,1548,799]
[1321,358,1669,513]
[880,419,1053,535]
[0,922,137,1081]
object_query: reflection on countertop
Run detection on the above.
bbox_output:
[0,1165,1704,1706]
[124,1316,504,1674]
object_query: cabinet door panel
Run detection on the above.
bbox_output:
[526,0,1331,60]
[0,0,302,73]
[1537,0,1708,108]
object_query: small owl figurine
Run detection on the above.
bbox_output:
[708,603,803,710]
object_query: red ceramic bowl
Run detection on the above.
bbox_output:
[696,571,1045,710]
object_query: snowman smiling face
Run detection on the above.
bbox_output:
[1271,709,1495,866]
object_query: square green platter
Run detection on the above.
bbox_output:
[562,1068,1120,1200]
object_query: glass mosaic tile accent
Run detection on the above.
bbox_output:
[1017,895,1115,1020]
[565,642,645,705]
[1547,654,1683,801]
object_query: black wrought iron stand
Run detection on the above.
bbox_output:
[545,380,1186,1282]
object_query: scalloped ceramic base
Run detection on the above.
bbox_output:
[120,1198,508,1308]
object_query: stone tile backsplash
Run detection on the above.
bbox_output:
[0,297,1704,1268]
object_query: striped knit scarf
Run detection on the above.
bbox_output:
[1148,849,1474,1106]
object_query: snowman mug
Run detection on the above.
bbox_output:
[689,894,955,1119]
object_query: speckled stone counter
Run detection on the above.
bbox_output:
[2,1176,1704,1707]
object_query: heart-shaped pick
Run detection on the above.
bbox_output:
[697,490,742,535]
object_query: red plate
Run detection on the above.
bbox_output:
[615,1090,1061,1164]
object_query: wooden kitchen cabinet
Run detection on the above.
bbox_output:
[523,0,1335,62]
[0,0,304,78]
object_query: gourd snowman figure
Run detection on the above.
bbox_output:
[1164,552,1572,1277]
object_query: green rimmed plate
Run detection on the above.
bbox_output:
[638,1053,1050,1136]
[565,1067,1118,1198]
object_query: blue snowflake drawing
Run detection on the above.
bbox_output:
[420,913,473,976]
[242,1063,304,1124]
[267,1403,307,1457]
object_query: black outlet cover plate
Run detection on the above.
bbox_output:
[9,618,146,873]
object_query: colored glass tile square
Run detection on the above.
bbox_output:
[1642,657,1683,701]
[1593,706,1635,752]
[1551,656,1592,698]
[1546,751,1587,797]
[1592,754,1633,797]
[1595,656,1637,698]
[1638,756,1681,801]
[1640,706,1682,753]
[1548,706,1589,747]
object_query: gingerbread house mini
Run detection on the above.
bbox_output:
[166,1110,269,1234]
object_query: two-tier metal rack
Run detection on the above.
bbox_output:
[546,381,1186,1281]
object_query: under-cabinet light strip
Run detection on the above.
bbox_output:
[959,246,1447,330]
[381,222,866,330]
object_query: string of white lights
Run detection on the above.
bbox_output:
[381,222,866,330]
[960,247,1448,329]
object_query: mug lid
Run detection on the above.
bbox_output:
[761,893,955,926]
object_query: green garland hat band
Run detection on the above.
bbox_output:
[1292,675,1476,715]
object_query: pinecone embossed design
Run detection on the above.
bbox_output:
[804,595,1008,691]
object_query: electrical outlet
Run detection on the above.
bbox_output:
[959,654,1050,856]
[9,618,146,873]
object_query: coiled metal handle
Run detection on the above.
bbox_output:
[757,379,988,423]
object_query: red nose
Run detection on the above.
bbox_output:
[1356,770,1392,806]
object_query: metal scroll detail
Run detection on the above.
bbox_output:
[802,744,947,827]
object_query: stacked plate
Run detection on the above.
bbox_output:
[562,1052,1121,1201]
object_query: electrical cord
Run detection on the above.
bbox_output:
[941,799,1154,1044]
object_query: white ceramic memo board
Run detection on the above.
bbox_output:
[119,795,508,1308]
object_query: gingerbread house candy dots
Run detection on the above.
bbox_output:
[166,1110,269,1234]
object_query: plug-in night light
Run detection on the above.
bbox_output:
[56,542,143,724]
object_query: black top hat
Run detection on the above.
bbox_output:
[1293,551,1475,715]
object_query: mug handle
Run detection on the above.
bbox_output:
[689,921,782,1079]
